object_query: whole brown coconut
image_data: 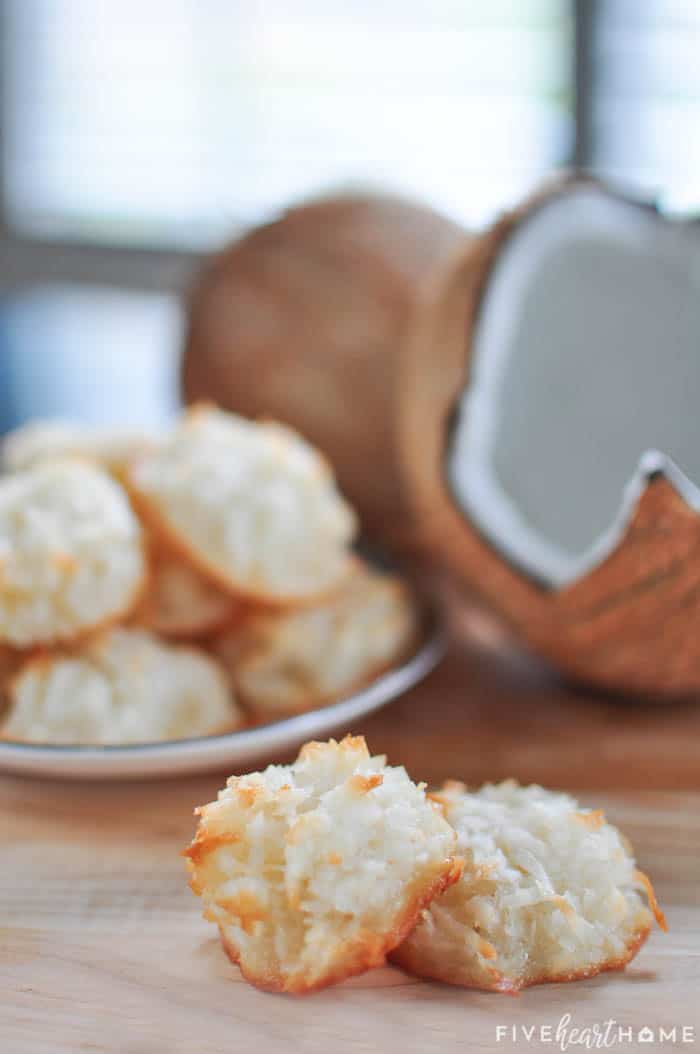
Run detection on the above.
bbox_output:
[182,193,467,545]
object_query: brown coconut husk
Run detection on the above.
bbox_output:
[182,192,468,546]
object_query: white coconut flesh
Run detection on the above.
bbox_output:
[449,185,700,587]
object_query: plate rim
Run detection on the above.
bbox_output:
[0,600,446,779]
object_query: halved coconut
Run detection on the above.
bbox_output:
[447,182,700,587]
[399,177,700,698]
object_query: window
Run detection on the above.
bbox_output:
[0,284,181,429]
[0,1,698,430]
[2,0,572,254]
[2,1,699,282]
[589,0,700,211]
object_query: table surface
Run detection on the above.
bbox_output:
[2,602,699,1054]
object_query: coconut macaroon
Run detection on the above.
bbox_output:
[391,781,666,992]
[212,565,417,720]
[127,406,357,606]
[184,735,461,993]
[0,644,23,715]
[0,644,23,684]
[2,419,156,479]
[1,627,240,745]
[138,545,240,638]
[0,460,146,646]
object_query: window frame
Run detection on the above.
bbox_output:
[0,0,592,296]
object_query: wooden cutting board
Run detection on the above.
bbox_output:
[2,610,699,1053]
[1,774,697,1054]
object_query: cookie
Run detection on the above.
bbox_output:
[1,627,240,745]
[128,406,357,606]
[184,735,461,993]
[0,644,23,717]
[2,420,155,478]
[0,644,23,684]
[138,543,239,638]
[0,460,146,646]
[391,781,666,992]
[213,564,417,719]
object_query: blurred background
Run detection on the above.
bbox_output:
[0,0,698,430]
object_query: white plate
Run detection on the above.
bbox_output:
[0,604,444,781]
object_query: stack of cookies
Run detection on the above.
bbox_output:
[0,406,416,745]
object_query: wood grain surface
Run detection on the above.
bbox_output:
[2,604,699,1053]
